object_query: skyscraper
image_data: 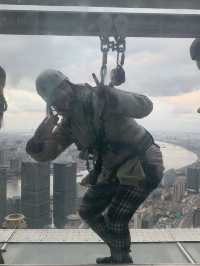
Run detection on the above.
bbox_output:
[10,158,21,174]
[186,166,200,193]
[0,167,7,225]
[193,208,200,228]
[21,162,50,228]
[0,150,5,165]
[53,162,77,228]
[173,176,186,202]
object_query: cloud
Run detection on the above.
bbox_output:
[140,96,200,133]
[5,88,45,113]
[165,90,200,114]
[0,35,100,90]
[122,38,200,96]
[1,35,200,97]
[0,35,200,132]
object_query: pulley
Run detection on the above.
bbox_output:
[110,36,126,86]
[93,14,127,87]
[110,65,125,86]
[97,36,126,86]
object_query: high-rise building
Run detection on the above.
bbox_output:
[173,176,186,202]
[186,166,200,193]
[10,159,21,174]
[193,208,200,228]
[141,213,154,228]
[7,196,21,214]
[21,162,50,228]
[0,150,5,165]
[133,210,143,229]
[53,162,77,228]
[162,168,176,187]
[0,167,7,225]
[0,149,15,167]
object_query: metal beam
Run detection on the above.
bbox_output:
[0,0,200,10]
[0,10,200,38]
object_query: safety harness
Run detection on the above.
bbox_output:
[84,36,154,185]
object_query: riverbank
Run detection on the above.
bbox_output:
[158,141,198,171]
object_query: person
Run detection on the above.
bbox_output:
[190,39,200,113]
[0,66,6,264]
[0,66,8,128]
[26,69,164,264]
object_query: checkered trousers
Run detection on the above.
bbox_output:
[79,181,154,256]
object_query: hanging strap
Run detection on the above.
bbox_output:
[82,83,108,185]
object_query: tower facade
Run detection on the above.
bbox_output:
[53,162,77,228]
[0,167,7,226]
[21,162,50,228]
[186,166,200,193]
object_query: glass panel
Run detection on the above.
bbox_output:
[0,0,200,246]
[3,243,188,265]
[182,242,200,263]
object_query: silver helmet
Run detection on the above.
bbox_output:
[36,69,69,105]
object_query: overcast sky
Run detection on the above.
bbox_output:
[0,14,200,133]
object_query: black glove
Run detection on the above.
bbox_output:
[0,95,7,112]
[26,138,44,154]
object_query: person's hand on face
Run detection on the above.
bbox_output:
[34,115,59,141]
[51,81,73,115]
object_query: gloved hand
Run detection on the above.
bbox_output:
[0,95,7,113]
[34,114,59,142]
[26,115,59,155]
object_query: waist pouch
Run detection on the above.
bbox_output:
[116,157,146,186]
[90,132,155,186]
[108,132,155,186]
[116,155,162,189]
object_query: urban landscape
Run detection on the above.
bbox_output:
[0,130,200,230]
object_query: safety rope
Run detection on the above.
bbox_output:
[99,36,126,86]
[85,34,127,184]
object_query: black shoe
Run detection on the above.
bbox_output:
[96,255,133,264]
[96,256,113,264]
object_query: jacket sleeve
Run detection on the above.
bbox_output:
[106,87,153,118]
[26,117,73,162]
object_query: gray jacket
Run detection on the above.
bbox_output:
[26,84,162,185]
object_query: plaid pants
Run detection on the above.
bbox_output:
[79,180,156,259]
[79,144,163,260]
